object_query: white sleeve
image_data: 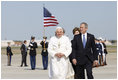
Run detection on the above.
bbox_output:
[48,38,56,58]
[63,37,72,58]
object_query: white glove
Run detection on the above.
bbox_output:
[99,53,101,55]
[96,48,99,50]
[30,44,33,46]
[28,47,30,50]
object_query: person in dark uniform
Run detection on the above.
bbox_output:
[99,39,104,66]
[6,42,13,66]
[102,40,108,65]
[40,36,48,70]
[20,40,28,67]
[69,27,80,78]
[28,36,38,70]
[95,39,102,66]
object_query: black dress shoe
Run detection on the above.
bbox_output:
[8,65,11,66]
[44,68,47,70]
[104,63,107,65]
[32,68,35,70]
[24,65,28,67]
[20,65,23,67]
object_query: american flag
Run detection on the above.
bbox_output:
[43,7,59,27]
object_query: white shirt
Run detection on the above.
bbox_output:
[81,32,87,42]
[31,41,34,43]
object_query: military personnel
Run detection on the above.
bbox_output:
[20,40,28,67]
[28,36,38,70]
[40,36,48,70]
[95,39,102,66]
[102,40,108,65]
[99,39,104,66]
[6,42,13,66]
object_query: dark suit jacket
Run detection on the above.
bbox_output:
[69,40,74,63]
[72,33,98,65]
[6,46,13,56]
[20,44,27,55]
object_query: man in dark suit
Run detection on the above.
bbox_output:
[72,22,98,79]
[20,40,28,67]
[40,36,48,70]
[28,36,38,70]
[6,42,13,66]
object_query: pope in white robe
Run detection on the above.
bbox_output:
[48,27,73,79]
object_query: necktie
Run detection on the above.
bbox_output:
[83,35,86,48]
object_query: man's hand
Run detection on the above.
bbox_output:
[8,53,10,56]
[93,60,98,66]
[72,59,77,65]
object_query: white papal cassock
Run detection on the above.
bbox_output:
[48,35,72,79]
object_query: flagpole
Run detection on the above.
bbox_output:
[43,27,45,37]
[43,4,46,52]
[43,4,45,37]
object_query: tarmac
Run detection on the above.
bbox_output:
[1,53,117,79]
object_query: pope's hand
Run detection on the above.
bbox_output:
[55,53,65,58]
[72,59,77,65]
[59,53,65,58]
[55,53,60,57]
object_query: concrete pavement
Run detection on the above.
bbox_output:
[1,53,117,79]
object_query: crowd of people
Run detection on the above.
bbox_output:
[6,22,108,79]
[95,38,108,66]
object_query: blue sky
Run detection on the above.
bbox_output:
[1,1,117,40]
